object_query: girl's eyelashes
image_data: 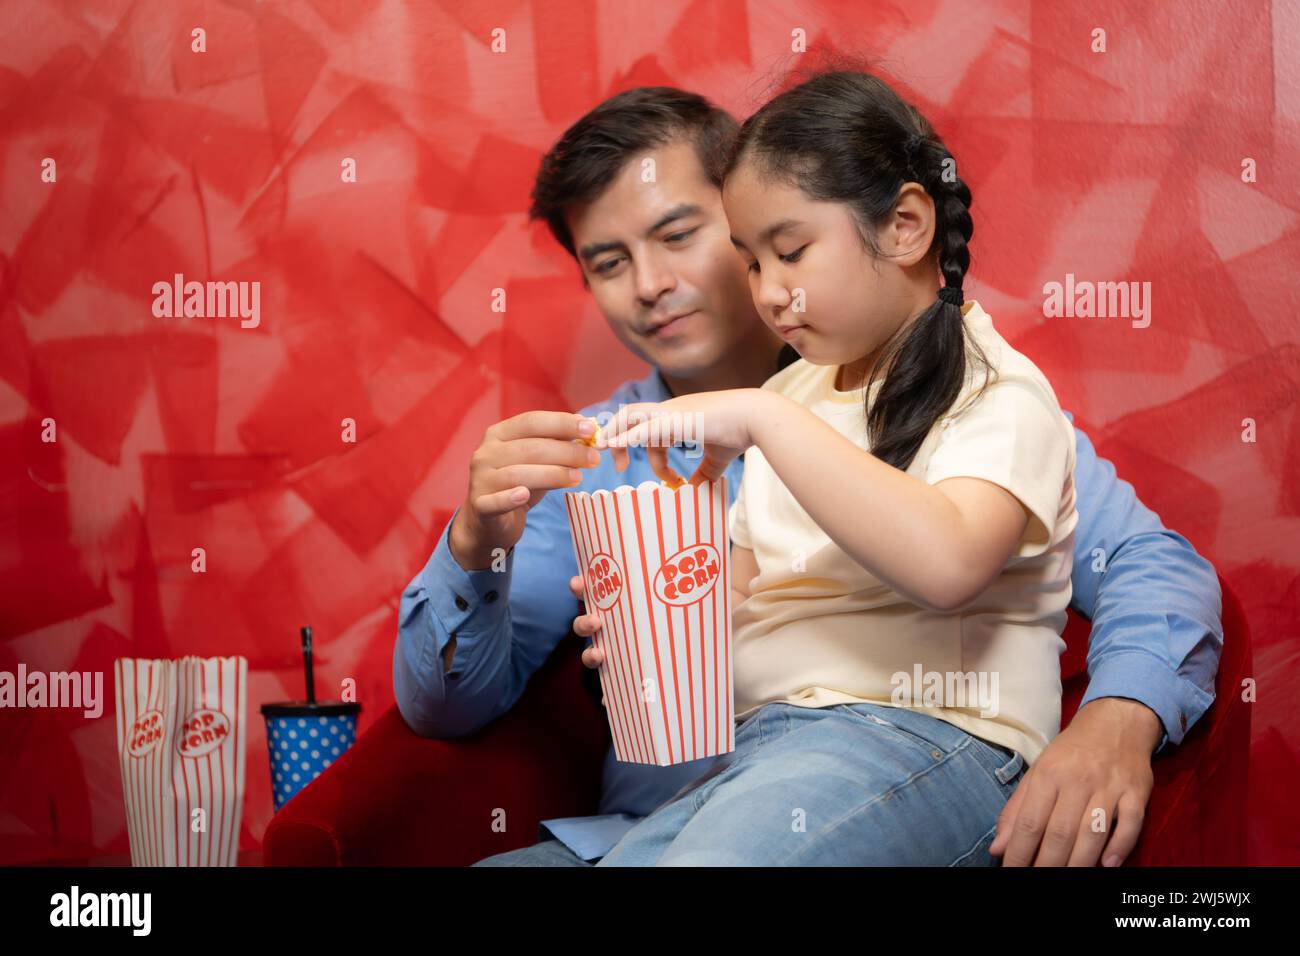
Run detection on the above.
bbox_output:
[746,244,808,273]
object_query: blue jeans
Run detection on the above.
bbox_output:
[471,835,592,866]
[477,701,1026,866]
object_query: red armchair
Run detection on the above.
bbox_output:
[263,575,1251,866]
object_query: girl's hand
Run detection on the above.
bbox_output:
[597,388,768,484]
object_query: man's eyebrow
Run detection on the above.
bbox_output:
[578,203,704,262]
[578,239,624,261]
[730,217,803,251]
[646,203,703,235]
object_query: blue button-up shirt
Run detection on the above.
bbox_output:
[394,369,1222,862]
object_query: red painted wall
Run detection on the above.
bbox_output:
[0,0,1296,864]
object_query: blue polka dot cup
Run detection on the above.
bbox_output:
[261,701,360,811]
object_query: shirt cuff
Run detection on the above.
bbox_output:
[538,814,641,862]
[425,510,516,673]
[1076,650,1209,756]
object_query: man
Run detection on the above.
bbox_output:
[393,87,1222,866]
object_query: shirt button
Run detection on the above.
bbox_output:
[454,595,469,611]
[484,590,498,604]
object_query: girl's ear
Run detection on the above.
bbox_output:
[881,182,936,266]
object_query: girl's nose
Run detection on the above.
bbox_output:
[756,272,792,312]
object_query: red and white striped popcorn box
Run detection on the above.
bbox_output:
[564,477,734,766]
[115,655,248,866]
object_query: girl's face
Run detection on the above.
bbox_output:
[722,158,936,382]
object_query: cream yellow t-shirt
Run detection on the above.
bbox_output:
[729,300,1078,765]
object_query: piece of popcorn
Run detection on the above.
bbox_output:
[653,461,688,489]
[576,419,603,448]
[578,419,687,487]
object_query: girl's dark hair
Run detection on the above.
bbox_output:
[730,70,990,472]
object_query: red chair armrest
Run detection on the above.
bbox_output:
[263,633,610,866]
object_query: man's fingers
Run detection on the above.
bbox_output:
[1031,790,1092,866]
[477,467,583,514]
[997,777,1061,867]
[494,464,585,493]
[502,436,602,470]
[573,614,603,638]
[1097,791,1145,867]
[569,574,585,600]
[494,411,593,443]
[1064,793,1116,866]
[581,646,605,669]
[988,784,1024,857]
[473,486,532,518]
[611,445,629,473]
[473,464,587,517]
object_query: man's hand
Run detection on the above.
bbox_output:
[569,573,608,705]
[989,697,1161,866]
[448,412,600,570]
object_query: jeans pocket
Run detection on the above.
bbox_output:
[965,734,1025,788]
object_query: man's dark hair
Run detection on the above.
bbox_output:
[529,87,739,260]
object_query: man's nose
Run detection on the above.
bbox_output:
[633,251,676,306]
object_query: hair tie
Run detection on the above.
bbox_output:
[937,285,964,306]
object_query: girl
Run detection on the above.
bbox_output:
[581,70,1078,866]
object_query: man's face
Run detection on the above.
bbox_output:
[565,139,758,381]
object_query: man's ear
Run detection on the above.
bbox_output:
[882,183,936,266]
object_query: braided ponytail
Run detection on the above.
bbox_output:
[864,135,988,469]
[730,70,990,470]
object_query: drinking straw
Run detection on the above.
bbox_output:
[301,626,315,704]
